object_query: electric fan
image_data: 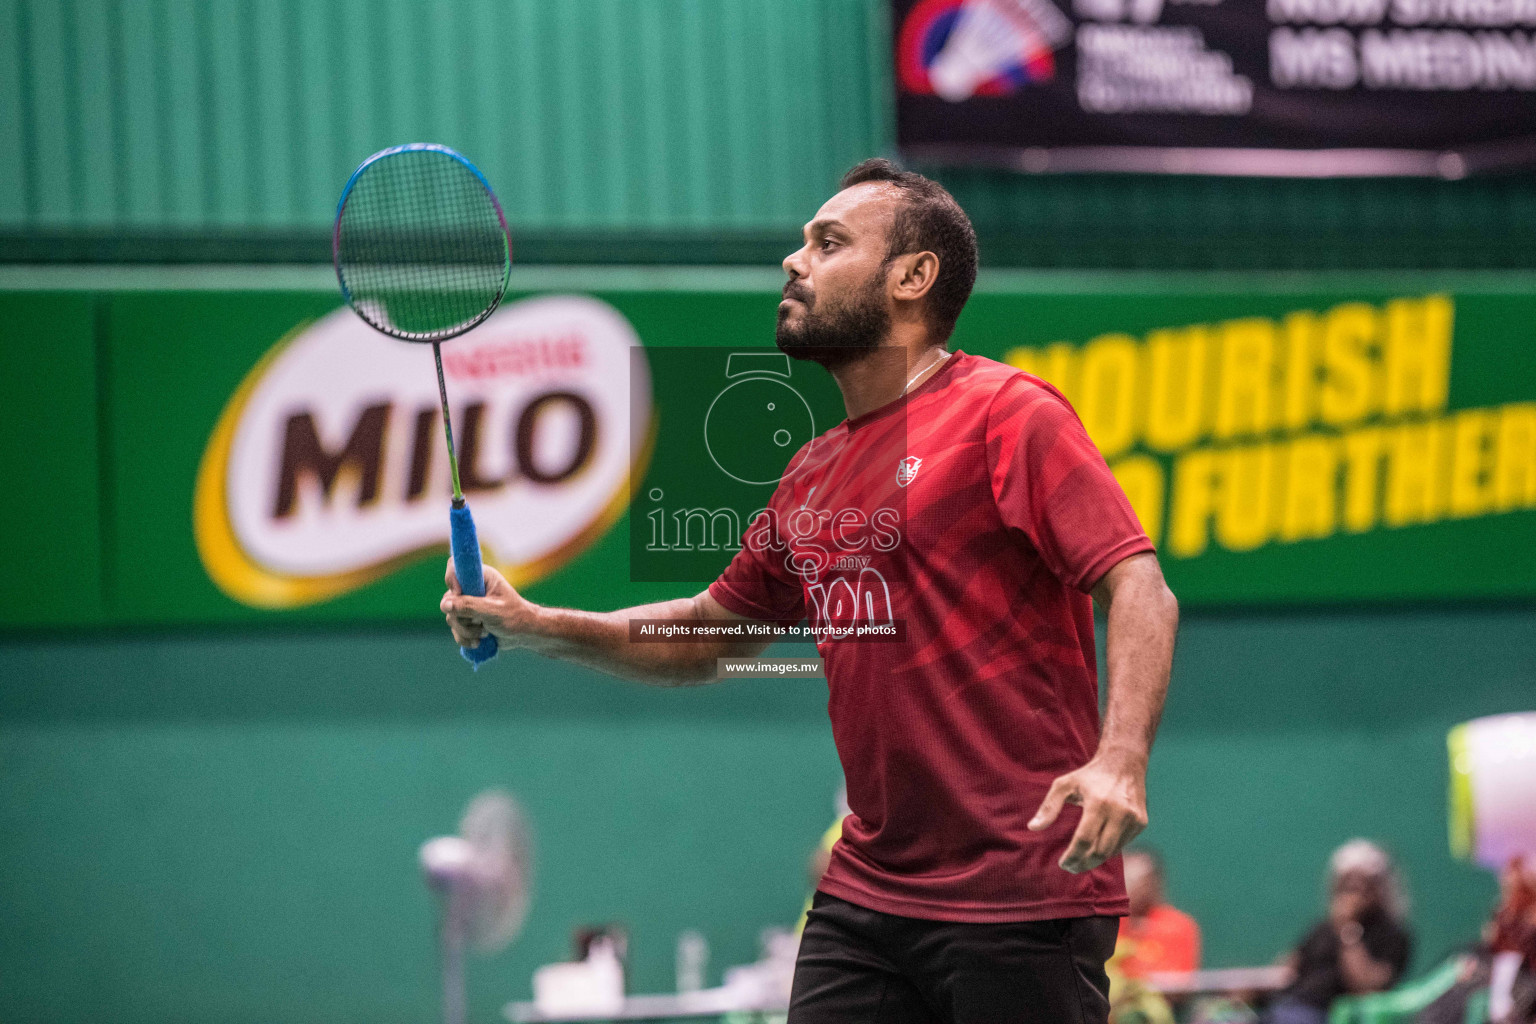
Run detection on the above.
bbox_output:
[420,790,534,1024]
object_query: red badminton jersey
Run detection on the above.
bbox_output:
[709,351,1152,922]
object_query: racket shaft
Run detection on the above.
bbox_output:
[449,503,499,666]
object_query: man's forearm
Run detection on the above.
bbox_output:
[1031,555,1177,871]
[517,596,759,687]
[1096,561,1178,768]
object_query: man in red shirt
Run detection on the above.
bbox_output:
[1116,848,1202,977]
[442,159,1180,1023]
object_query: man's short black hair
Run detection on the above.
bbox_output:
[838,158,978,344]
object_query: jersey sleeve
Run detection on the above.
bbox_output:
[707,508,807,625]
[985,374,1154,593]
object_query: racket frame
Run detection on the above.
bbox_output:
[333,142,513,343]
[332,142,512,504]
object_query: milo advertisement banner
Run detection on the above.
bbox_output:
[194,295,646,609]
[1,275,1534,629]
[983,288,1536,602]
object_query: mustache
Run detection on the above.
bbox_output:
[781,281,813,304]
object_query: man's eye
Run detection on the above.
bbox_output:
[821,239,838,251]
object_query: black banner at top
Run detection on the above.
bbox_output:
[892,0,1536,176]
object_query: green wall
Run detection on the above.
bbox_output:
[5,0,1536,268]
[1,0,885,232]
[2,268,1533,1021]
[2,606,1530,1024]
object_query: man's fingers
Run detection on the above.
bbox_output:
[453,593,494,620]
[1078,817,1127,874]
[441,559,511,649]
[1059,799,1108,873]
[440,593,478,619]
[1029,775,1078,831]
[1074,803,1148,874]
[440,590,488,618]
[1058,821,1101,874]
[448,612,484,643]
[1110,807,1148,855]
[444,613,485,648]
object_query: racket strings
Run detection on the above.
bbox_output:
[336,148,509,340]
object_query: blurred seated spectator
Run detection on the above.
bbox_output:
[1116,847,1202,978]
[1486,855,1536,1023]
[1264,839,1413,1024]
[1416,855,1536,1024]
[1106,954,1176,1024]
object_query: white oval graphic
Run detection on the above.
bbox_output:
[195,294,651,607]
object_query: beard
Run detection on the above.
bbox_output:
[775,272,891,371]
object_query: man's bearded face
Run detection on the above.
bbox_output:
[775,266,891,371]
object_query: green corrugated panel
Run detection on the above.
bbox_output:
[0,3,23,225]
[72,0,116,225]
[116,0,158,224]
[924,168,1536,270]
[3,0,886,232]
[22,0,69,223]
[6,0,1536,267]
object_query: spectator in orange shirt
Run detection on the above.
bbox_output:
[1116,847,1202,978]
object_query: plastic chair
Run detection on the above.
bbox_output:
[1327,958,1466,1024]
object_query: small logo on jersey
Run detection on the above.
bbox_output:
[896,456,924,487]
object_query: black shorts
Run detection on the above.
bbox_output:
[788,892,1119,1024]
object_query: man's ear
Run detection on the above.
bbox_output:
[889,251,940,303]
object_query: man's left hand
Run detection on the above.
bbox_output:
[1028,756,1149,874]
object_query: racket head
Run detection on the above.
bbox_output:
[334,143,512,342]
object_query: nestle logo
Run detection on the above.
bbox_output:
[441,332,588,380]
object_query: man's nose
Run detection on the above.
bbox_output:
[783,245,808,280]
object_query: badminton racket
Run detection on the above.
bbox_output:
[333,142,511,667]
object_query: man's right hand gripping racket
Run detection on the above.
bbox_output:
[333,143,511,668]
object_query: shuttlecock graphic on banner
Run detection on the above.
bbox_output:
[901,0,1073,101]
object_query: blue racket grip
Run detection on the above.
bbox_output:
[449,502,499,668]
